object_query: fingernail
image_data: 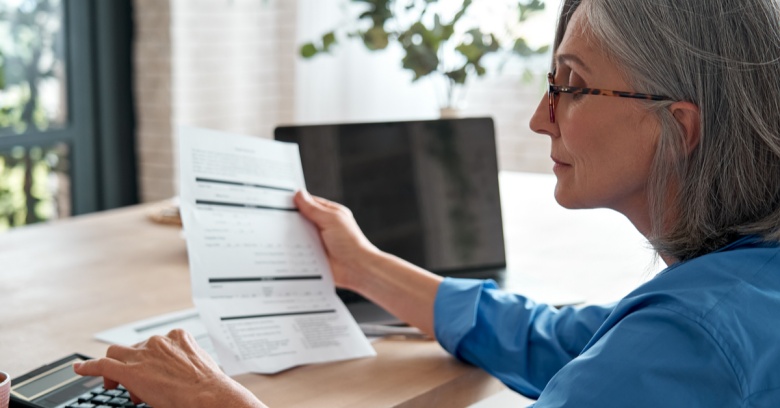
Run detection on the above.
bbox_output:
[72,362,82,370]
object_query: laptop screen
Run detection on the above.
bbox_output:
[274,117,506,275]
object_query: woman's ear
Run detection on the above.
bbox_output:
[670,101,701,154]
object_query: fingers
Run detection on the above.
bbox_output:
[73,358,126,381]
[167,328,191,342]
[73,345,135,391]
[129,392,142,405]
[106,344,137,361]
[104,377,120,391]
[142,330,194,353]
[294,190,333,225]
[168,329,203,357]
[75,359,146,405]
[312,196,343,211]
[295,190,347,213]
[166,329,206,357]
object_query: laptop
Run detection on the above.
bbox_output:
[275,118,513,323]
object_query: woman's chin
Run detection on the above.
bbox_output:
[553,186,589,210]
[553,190,576,209]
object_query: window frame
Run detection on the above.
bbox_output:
[0,0,137,217]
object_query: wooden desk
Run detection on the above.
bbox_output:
[0,202,504,407]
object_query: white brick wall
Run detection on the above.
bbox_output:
[133,0,174,202]
[171,0,297,139]
[133,0,298,202]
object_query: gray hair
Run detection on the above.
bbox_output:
[554,0,780,261]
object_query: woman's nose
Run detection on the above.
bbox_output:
[529,94,558,139]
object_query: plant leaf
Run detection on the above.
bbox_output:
[432,15,455,41]
[452,0,473,24]
[399,22,442,53]
[518,0,545,22]
[355,0,393,26]
[300,43,318,58]
[362,26,390,50]
[401,44,439,80]
[322,32,336,51]
[456,29,500,63]
[445,66,468,84]
[512,38,533,56]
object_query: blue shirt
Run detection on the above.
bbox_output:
[434,236,780,407]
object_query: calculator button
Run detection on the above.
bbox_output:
[108,397,130,405]
[103,389,124,397]
[77,391,97,402]
[95,406,113,408]
[91,395,112,404]
[70,403,96,408]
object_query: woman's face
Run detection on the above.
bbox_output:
[529,7,661,224]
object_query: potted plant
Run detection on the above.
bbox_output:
[300,0,549,116]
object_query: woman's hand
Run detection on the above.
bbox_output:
[294,190,442,335]
[294,190,381,291]
[73,329,266,408]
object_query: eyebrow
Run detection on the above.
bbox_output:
[555,53,592,74]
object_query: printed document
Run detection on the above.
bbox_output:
[95,309,217,361]
[178,127,375,375]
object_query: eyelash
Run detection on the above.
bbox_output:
[554,68,585,100]
[568,71,583,86]
[565,72,586,100]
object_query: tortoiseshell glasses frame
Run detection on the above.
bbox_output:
[547,72,673,123]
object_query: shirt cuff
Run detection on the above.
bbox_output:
[434,277,499,357]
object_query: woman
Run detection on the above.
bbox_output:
[74,0,780,405]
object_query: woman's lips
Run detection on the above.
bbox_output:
[552,156,571,173]
[551,156,570,166]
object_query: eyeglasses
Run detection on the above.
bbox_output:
[547,72,673,123]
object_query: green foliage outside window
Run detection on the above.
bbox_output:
[0,0,66,134]
[0,144,68,231]
[0,0,69,231]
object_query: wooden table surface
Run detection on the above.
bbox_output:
[0,203,504,408]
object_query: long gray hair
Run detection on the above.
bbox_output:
[554,0,780,261]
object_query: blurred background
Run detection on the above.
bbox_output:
[0,0,560,232]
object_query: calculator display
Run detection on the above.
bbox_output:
[13,363,80,400]
[11,353,150,408]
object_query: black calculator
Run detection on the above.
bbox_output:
[10,354,151,408]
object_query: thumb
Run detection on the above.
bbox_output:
[294,190,329,226]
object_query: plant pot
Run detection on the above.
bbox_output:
[439,107,461,118]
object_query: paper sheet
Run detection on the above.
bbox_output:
[94,308,383,364]
[95,309,218,361]
[177,127,375,375]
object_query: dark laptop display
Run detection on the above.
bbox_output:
[275,118,505,279]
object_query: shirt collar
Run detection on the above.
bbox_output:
[658,234,771,276]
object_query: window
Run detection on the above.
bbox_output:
[0,0,137,231]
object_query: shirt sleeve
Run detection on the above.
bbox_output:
[434,278,614,398]
[534,307,742,407]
